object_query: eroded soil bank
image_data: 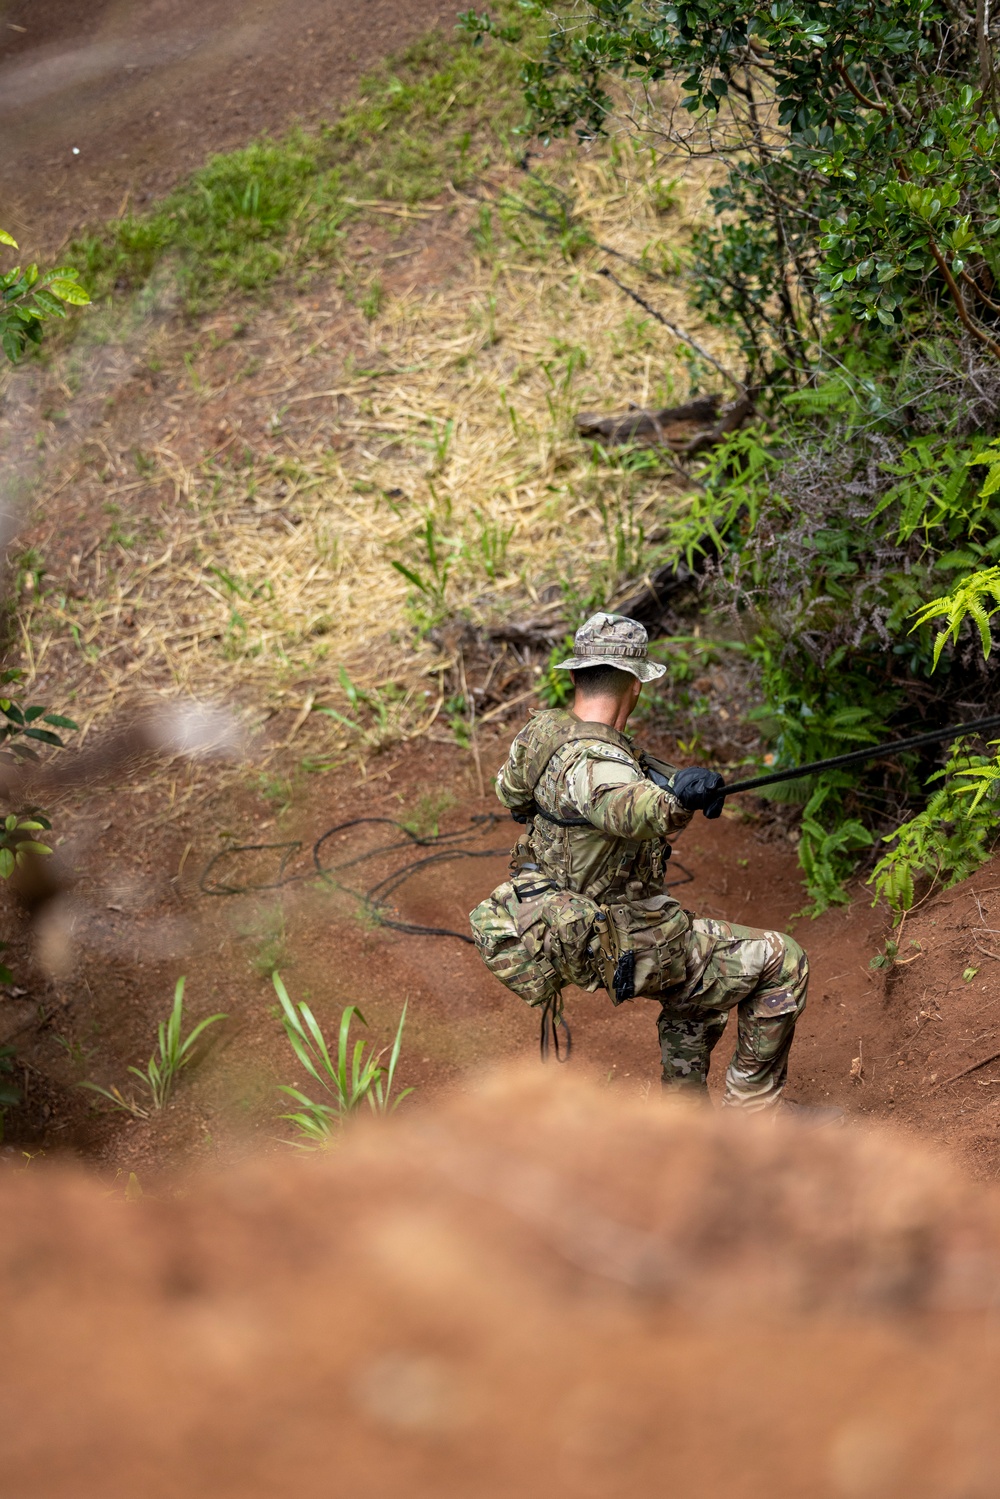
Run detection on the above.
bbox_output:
[5,1068,1000,1498]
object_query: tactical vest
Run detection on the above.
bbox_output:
[471,711,689,1006]
[504,710,671,906]
[504,712,636,826]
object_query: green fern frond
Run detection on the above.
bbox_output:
[911,565,1000,666]
[869,746,1000,911]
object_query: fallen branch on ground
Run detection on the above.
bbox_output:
[575,395,720,447]
[575,388,755,460]
[933,1047,1000,1090]
[596,267,747,396]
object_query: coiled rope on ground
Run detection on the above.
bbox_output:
[199,814,511,942]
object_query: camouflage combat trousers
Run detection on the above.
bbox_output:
[658,917,808,1113]
[470,884,807,1113]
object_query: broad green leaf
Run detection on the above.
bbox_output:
[23,728,64,746]
[47,278,91,306]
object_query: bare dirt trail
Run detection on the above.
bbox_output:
[0,0,462,254]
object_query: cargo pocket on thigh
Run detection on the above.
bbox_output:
[470,884,560,1007]
[514,888,602,992]
[595,895,690,1004]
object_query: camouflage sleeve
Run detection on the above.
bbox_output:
[566,751,693,839]
[495,738,529,809]
[495,759,517,808]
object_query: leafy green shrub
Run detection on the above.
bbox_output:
[0,669,75,915]
[470,0,1000,380]
[868,747,1000,911]
[864,542,1000,912]
[798,804,874,916]
[463,0,1000,911]
[0,673,77,1129]
[664,376,1000,910]
[0,230,89,363]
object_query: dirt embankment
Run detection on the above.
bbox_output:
[851,867,1000,1163]
[5,1068,1000,1498]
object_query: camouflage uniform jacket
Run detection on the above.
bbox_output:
[495,709,693,903]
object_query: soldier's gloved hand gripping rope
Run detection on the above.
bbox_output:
[640,754,725,819]
[666,766,727,819]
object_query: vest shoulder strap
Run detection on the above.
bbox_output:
[522,711,636,788]
[510,712,639,825]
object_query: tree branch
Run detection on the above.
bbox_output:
[834,61,888,114]
[927,235,1000,358]
[977,0,1000,123]
[961,266,1000,314]
[596,267,748,394]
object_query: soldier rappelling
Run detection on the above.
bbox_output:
[470,611,838,1119]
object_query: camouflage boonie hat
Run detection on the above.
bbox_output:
[555,611,666,683]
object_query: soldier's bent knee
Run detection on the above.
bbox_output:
[782,932,806,968]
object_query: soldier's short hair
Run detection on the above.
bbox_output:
[571,663,636,697]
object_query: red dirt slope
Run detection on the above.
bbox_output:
[5,722,997,1181]
[0,724,882,1173]
[845,855,1000,1167]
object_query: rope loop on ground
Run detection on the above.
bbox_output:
[199,814,509,942]
[199,814,694,945]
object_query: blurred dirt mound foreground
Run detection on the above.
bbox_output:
[6,1070,1000,1498]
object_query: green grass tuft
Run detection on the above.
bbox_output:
[69,16,531,313]
[273,972,412,1146]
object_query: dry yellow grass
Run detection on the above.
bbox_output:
[14,137,734,753]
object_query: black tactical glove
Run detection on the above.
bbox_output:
[670,765,726,819]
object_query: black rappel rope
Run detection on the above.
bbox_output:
[539,992,572,1064]
[199,813,694,944]
[723,712,1000,796]
[200,814,510,943]
[200,813,692,1064]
